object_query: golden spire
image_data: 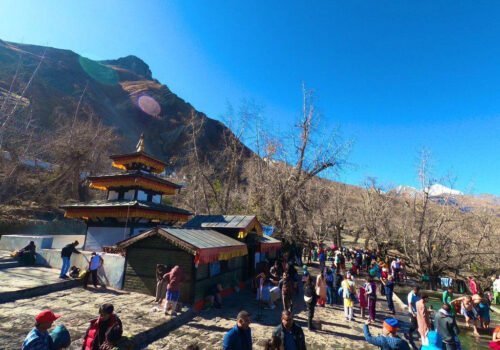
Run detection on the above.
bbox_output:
[136,133,145,152]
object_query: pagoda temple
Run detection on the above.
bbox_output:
[61,134,191,251]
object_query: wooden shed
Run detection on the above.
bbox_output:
[116,227,248,305]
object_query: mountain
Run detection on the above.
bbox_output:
[0,39,251,166]
[392,183,463,197]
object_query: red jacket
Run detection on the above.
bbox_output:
[82,314,122,350]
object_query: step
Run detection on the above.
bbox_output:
[0,275,80,303]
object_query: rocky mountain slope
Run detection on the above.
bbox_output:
[0,39,251,166]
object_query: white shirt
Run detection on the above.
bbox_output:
[89,255,102,271]
[494,278,500,293]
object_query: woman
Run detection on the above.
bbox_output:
[489,325,500,350]
[164,266,183,316]
[417,294,431,345]
[315,272,327,307]
[304,274,318,330]
[358,284,368,319]
[365,276,377,323]
[341,272,356,321]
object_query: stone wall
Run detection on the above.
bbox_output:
[36,249,126,289]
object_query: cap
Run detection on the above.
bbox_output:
[35,310,61,324]
[383,318,399,333]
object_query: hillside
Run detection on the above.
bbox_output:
[0,39,251,166]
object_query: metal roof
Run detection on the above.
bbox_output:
[87,171,182,189]
[116,227,245,250]
[184,215,258,230]
[61,200,191,215]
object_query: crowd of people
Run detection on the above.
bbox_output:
[18,240,500,350]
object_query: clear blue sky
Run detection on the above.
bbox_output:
[1,1,499,194]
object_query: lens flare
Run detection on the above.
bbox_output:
[79,56,119,85]
[137,95,161,117]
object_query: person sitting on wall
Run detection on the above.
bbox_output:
[15,241,37,265]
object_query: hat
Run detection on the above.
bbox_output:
[383,318,399,333]
[35,310,61,324]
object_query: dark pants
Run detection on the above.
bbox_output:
[326,285,334,305]
[393,268,400,282]
[442,342,458,350]
[333,287,340,304]
[282,294,293,312]
[306,301,316,328]
[386,292,395,312]
[409,313,418,333]
[84,269,99,287]
[368,296,376,321]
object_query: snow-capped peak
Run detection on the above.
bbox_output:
[425,184,463,197]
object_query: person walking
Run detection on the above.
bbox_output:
[59,241,80,279]
[417,294,432,345]
[82,303,122,350]
[84,252,103,289]
[164,265,183,316]
[358,284,368,319]
[407,286,421,340]
[222,310,252,350]
[22,310,61,350]
[315,271,327,307]
[363,318,411,350]
[325,268,335,306]
[341,272,356,321]
[365,276,377,323]
[279,271,294,312]
[303,274,318,330]
[272,310,306,350]
[434,304,461,350]
[383,275,396,314]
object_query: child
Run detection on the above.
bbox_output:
[358,285,368,319]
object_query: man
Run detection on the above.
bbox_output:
[363,318,411,350]
[84,252,103,288]
[270,260,283,283]
[382,275,396,314]
[416,294,431,345]
[60,240,80,279]
[442,286,455,315]
[493,275,500,305]
[279,271,294,312]
[406,286,421,340]
[82,303,123,350]
[391,258,401,283]
[434,304,460,350]
[222,310,252,350]
[272,310,306,350]
[22,310,61,350]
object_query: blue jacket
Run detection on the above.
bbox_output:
[223,325,252,350]
[22,328,54,350]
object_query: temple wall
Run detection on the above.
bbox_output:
[37,249,125,289]
[0,235,54,251]
[85,227,130,251]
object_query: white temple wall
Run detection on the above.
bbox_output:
[85,227,130,251]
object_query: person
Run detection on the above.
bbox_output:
[22,310,61,350]
[318,246,326,272]
[59,241,80,279]
[442,287,454,315]
[477,297,491,329]
[391,258,401,283]
[164,265,183,316]
[222,310,252,350]
[417,294,432,345]
[84,252,103,289]
[272,310,306,350]
[382,275,396,314]
[365,276,377,323]
[325,267,335,305]
[82,303,122,350]
[363,318,411,350]
[460,295,479,336]
[341,272,356,321]
[468,276,478,295]
[493,275,500,305]
[279,271,294,312]
[489,325,500,350]
[303,274,317,330]
[18,241,37,265]
[358,284,368,319]
[315,271,327,307]
[421,331,443,350]
[155,264,168,304]
[270,260,283,284]
[434,304,461,350]
[333,267,343,305]
[406,286,421,340]
[206,283,224,309]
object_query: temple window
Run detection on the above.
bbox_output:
[123,189,135,200]
[152,194,161,204]
[108,191,119,201]
[137,190,148,201]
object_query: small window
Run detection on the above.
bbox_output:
[123,189,135,200]
[152,194,161,203]
[209,262,220,276]
[108,191,119,201]
[137,190,148,201]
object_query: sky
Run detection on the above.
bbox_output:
[0,0,499,195]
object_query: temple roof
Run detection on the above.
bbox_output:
[110,151,167,173]
[61,199,191,214]
[116,227,248,264]
[88,171,181,194]
[184,215,263,238]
